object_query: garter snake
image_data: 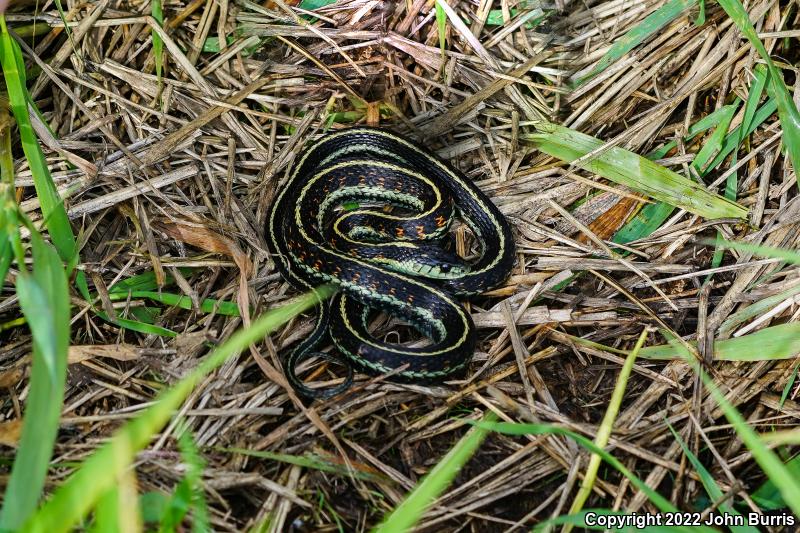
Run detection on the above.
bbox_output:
[266,127,515,399]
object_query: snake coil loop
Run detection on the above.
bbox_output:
[266,127,515,399]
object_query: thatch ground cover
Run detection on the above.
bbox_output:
[1,0,800,530]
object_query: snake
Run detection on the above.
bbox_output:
[266,127,515,399]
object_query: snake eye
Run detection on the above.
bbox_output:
[440,264,451,273]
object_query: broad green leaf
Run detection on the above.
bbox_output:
[525,122,748,220]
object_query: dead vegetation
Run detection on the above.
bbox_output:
[2,0,800,530]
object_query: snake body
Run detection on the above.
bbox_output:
[266,127,515,398]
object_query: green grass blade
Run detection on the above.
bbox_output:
[0,234,9,284]
[573,0,697,86]
[568,330,646,525]
[297,0,337,9]
[152,0,163,84]
[140,492,170,525]
[0,189,13,285]
[485,8,547,28]
[373,411,497,533]
[715,238,800,264]
[702,103,739,272]
[525,123,748,220]
[0,17,76,263]
[709,64,766,274]
[52,0,76,53]
[0,232,70,530]
[612,201,675,244]
[175,427,209,533]
[752,455,800,510]
[667,424,756,532]
[719,282,800,334]
[92,486,121,533]
[109,290,241,317]
[649,103,748,160]
[158,478,192,532]
[694,0,705,25]
[664,331,800,516]
[780,363,800,411]
[706,97,778,172]
[614,103,746,243]
[22,285,334,533]
[91,468,141,533]
[83,271,198,335]
[471,423,690,518]
[107,270,186,294]
[616,94,779,244]
[739,64,769,145]
[221,448,388,482]
[639,323,800,361]
[0,101,13,284]
[692,103,737,175]
[435,0,446,57]
[94,309,178,337]
[716,0,800,184]
[532,510,626,532]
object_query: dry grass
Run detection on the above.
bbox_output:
[2,0,800,530]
